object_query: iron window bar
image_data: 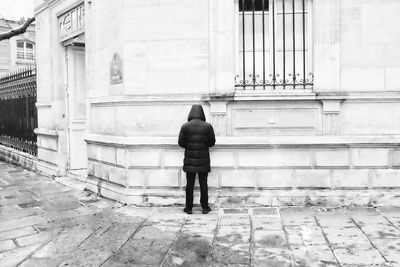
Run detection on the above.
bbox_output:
[236,0,313,90]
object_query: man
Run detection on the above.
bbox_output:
[178,105,216,214]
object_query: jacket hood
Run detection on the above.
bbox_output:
[188,105,206,121]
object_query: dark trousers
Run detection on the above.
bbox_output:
[185,172,208,210]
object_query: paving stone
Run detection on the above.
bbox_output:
[284,225,328,247]
[0,189,25,198]
[154,207,188,214]
[316,213,354,227]
[0,204,21,213]
[223,208,249,214]
[1,190,31,199]
[0,207,42,222]
[351,214,390,226]
[163,233,213,267]
[361,224,400,239]
[212,243,250,265]
[0,244,41,267]
[146,214,186,225]
[217,225,251,243]
[19,257,60,267]
[17,201,47,209]
[253,230,287,248]
[371,238,400,264]
[42,209,81,222]
[28,225,99,264]
[41,200,82,212]
[104,239,172,265]
[252,247,292,267]
[300,225,327,245]
[0,226,37,241]
[252,207,279,216]
[209,263,248,267]
[252,216,282,231]
[15,231,57,247]
[291,245,337,267]
[0,215,47,232]
[0,196,37,207]
[333,244,385,265]
[323,226,370,245]
[181,225,215,237]
[377,207,400,215]
[383,216,400,228]
[182,219,214,228]
[134,225,179,240]
[59,222,142,266]
[219,216,249,226]
[284,227,304,246]
[0,239,16,252]
[280,209,316,226]
[115,206,153,219]
[349,207,380,215]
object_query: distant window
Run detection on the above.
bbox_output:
[17,41,35,60]
[239,0,269,11]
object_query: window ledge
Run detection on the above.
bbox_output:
[234,88,316,101]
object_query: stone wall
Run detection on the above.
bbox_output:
[0,145,37,172]
[84,134,400,206]
[340,0,400,92]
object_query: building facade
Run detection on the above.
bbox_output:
[0,19,36,75]
[34,0,400,206]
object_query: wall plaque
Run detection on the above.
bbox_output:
[110,53,123,84]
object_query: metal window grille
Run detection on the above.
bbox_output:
[235,0,313,90]
[0,68,38,156]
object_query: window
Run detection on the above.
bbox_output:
[17,41,35,61]
[235,0,313,90]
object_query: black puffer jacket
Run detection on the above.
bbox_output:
[178,105,216,173]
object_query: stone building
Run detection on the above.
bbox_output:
[34,0,400,206]
[0,18,36,75]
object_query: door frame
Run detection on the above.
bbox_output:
[65,44,87,171]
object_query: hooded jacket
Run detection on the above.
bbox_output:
[178,105,216,173]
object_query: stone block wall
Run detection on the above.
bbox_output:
[0,145,37,172]
[84,136,400,206]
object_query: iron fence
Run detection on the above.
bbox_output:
[0,68,37,156]
[235,0,313,90]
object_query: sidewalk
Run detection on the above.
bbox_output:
[0,161,399,266]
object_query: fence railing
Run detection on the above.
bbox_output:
[0,68,37,156]
[235,0,313,90]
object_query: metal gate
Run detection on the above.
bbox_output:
[0,68,37,156]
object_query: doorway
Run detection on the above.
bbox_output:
[66,45,87,172]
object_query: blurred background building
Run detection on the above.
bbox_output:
[0,18,35,75]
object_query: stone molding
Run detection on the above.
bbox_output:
[34,128,59,137]
[321,99,343,135]
[209,101,228,136]
[89,94,206,107]
[84,133,400,148]
[35,102,52,109]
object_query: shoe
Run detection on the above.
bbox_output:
[202,207,211,214]
[183,207,192,214]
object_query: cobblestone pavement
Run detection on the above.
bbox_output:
[1,162,400,266]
